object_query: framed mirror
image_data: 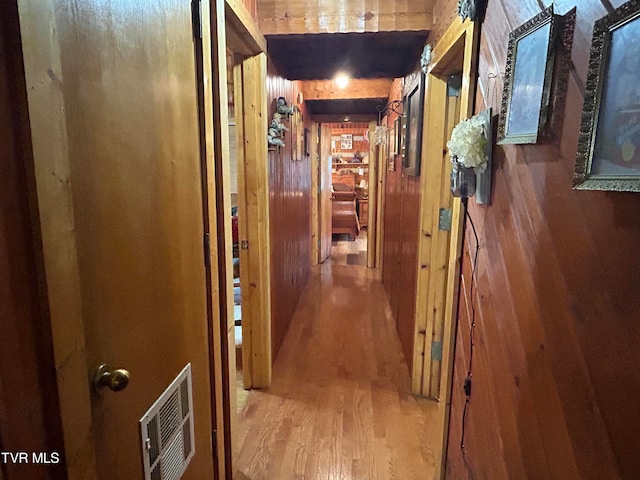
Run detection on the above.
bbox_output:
[573,0,640,192]
[497,7,561,144]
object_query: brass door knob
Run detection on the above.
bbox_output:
[93,364,130,392]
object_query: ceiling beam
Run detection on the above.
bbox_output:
[302,79,393,102]
[310,114,377,123]
[258,1,434,35]
[225,0,266,55]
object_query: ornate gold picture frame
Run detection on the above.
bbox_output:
[497,7,561,144]
[573,0,640,192]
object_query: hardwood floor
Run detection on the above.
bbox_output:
[325,230,368,266]
[234,263,438,479]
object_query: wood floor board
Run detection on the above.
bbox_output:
[234,262,437,479]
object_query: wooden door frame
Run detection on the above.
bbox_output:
[410,17,480,479]
[233,54,271,390]
[207,0,270,476]
[310,121,320,265]
[313,123,333,265]
[366,120,378,268]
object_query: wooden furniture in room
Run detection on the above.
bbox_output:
[358,198,369,228]
[331,199,360,240]
[330,181,359,240]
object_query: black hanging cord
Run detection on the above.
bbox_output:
[460,196,480,454]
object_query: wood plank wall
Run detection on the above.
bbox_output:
[0,4,66,478]
[241,0,257,21]
[439,1,640,478]
[257,0,434,34]
[381,77,422,370]
[267,63,312,360]
[330,124,370,157]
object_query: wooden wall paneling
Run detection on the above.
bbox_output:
[382,154,403,327]
[444,1,640,479]
[381,79,405,335]
[548,0,609,86]
[0,3,66,477]
[396,178,420,370]
[237,53,272,388]
[267,70,312,360]
[258,0,435,34]
[240,0,257,21]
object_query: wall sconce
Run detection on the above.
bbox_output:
[375,99,404,146]
[447,108,494,204]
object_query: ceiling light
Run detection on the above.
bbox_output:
[335,73,350,89]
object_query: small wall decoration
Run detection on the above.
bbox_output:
[420,44,432,74]
[574,0,640,192]
[389,122,397,156]
[497,7,562,144]
[457,0,486,22]
[404,73,426,176]
[276,96,294,119]
[447,109,493,204]
[340,134,353,150]
[267,112,287,148]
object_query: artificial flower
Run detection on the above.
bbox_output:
[446,114,489,172]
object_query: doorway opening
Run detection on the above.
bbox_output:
[325,121,371,266]
[314,119,382,268]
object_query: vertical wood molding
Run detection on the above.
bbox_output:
[367,120,377,268]
[437,19,479,480]
[375,129,388,270]
[238,53,272,388]
[310,122,320,265]
[210,0,235,475]
[412,74,448,395]
[407,15,479,480]
[319,124,333,263]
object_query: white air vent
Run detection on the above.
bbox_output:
[140,364,195,480]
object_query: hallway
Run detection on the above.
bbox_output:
[234,264,437,479]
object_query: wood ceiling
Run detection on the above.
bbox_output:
[267,31,429,120]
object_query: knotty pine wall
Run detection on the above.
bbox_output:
[267,64,312,360]
[241,0,257,21]
[381,78,422,369]
[436,1,640,479]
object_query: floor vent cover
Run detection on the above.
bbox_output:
[140,364,195,480]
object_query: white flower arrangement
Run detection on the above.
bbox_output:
[446,113,489,172]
